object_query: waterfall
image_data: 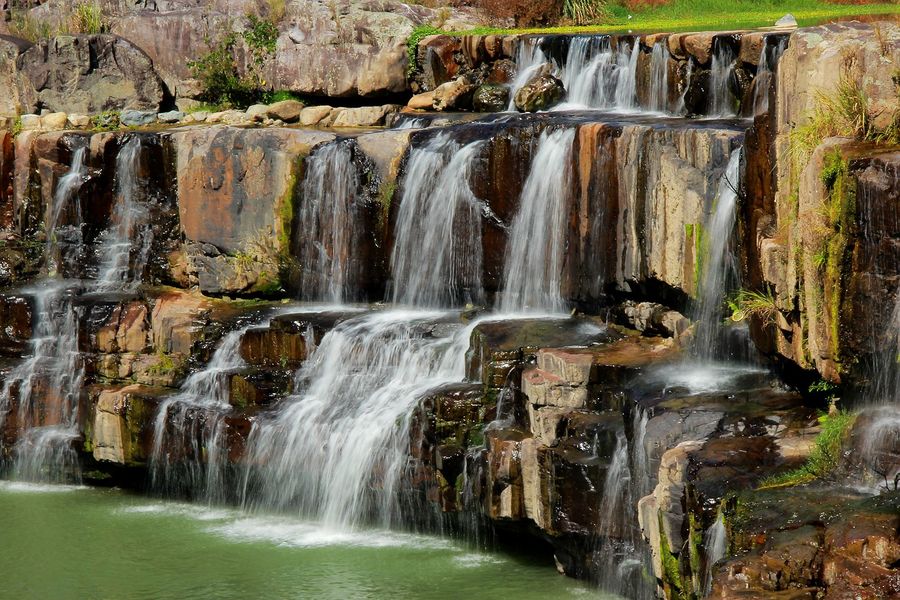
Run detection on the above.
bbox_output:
[297,140,361,304]
[45,147,87,277]
[508,38,549,111]
[2,287,84,483]
[391,134,486,307]
[631,406,652,498]
[150,324,256,503]
[395,117,429,130]
[703,512,728,594]
[594,429,655,599]
[873,295,900,405]
[240,310,474,529]
[709,42,738,117]
[0,149,90,483]
[499,128,574,314]
[560,36,610,109]
[693,149,742,359]
[859,292,900,488]
[96,138,153,291]
[560,36,640,111]
[614,40,640,110]
[675,58,694,115]
[751,37,788,116]
[598,430,633,535]
[648,41,670,113]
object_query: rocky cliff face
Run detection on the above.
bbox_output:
[749,22,900,384]
[1,0,486,105]
[0,14,897,600]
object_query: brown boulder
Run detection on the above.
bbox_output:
[171,126,333,253]
[513,72,564,112]
[432,77,478,111]
[266,99,304,123]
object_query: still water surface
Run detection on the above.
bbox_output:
[0,482,609,599]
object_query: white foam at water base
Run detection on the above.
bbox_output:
[118,502,235,522]
[0,481,88,493]
[208,517,456,550]
[452,553,506,568]
[643,363,768,395]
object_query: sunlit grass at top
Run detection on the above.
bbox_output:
[445,0,899,36]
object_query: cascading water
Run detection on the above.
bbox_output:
[692,149,742,359]
[297,140,361,304]
[598,432,629,530]
[631,406,652,499]
[648,41,670,113]
[0,148,89,483]
[391,134,487,308]
[560,36,610,109]
[594,430,654,599]
[703,512,727,594]
[500,128,574,313]
[674,58,694,115]
[708,42,738,117]
[558,37,640,111]
[613,40,641,110]
[859,292,900,488]
[240,311,475,529]
[45,147,87,277]
[751,37,788,116]
[395,117,429,130]
[508,38,549,111]
[96,137,153,291]
[150,324,257,503]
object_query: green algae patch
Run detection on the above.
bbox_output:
[658,513,689,600]
[820,150,856,367]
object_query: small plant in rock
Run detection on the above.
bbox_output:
[243,14,279,89]
[70,2,107,35]
[9,10,53,41]
[406,25,442,77]
[790,60,899,173]
[263,90,304,104]
[562,0,609,25]
[758,410,856,489]
[265,0,287,22]
[91,110,121,131]
[11,117,23,137]
[189,14,280,108]
[727,288,778,327]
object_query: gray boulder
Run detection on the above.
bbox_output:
[0,34,34,116]
[17,35,167,114]
[121,109,158,127]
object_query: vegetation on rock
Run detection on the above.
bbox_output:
[189,15,281,108]
[437,0,899,34]
[728,288,778,327]
[759,410,857,489]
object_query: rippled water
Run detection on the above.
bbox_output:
[0,484,605,600]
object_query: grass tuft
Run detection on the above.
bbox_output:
[70,2,107,35]
[407,25,443,77]
[758,410,856,489]
[728,288,778,327]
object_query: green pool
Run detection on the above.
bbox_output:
[0,482,610,600]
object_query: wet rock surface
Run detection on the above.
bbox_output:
[514,72,565,112]
[0,16,896,600]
